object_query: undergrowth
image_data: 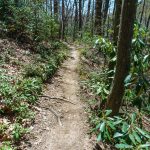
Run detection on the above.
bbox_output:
[79,25,150,149]
[0,41,69,149]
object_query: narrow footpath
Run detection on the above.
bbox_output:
[24,44,93,150]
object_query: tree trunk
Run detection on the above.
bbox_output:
[54,0,58,19]
[146,13,150,29]
[73,0,78,41]
[79,0,82,31]
[61,0,65,39]
[108,0,122,80]
[106,0,137,116]
[95,0,103,35]
[112,1,116,16]
[113,0,122,46]
[86,0,91,22]
[103,0,110,26]
[106,6,111,38]
[140,0,145,25]
[50,0,53,17]
[91,0,95,36]
[103,0,110,36]
[45,0,48,12]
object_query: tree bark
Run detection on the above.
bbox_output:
[73,0,78,41]
[79,0,82,31]
[61,0,65,39]
[103,0,110,26]
[91,0,95,36]
[106,0,137,116]
[112,0,116,16]
[45,0,48,12]
[106,6,111,38]
[54,0,58,19]
[95,0,103,35]
[140,0,145,25]
[146,13,150,29]
[113,0,122,46]
[86,0,91,22]
[108,0,122,79]
[50,0,53,16]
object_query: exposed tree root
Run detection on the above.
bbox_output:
[40,106,62,126]
[39,95,76,105]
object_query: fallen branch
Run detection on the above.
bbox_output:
[39,95,76,105]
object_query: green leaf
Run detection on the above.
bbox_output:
[132,38,136,43]
[97,133,102,141]
[111,56,116,62]
[134,55,138,62]
[131,113,136,123]
[122,122,129,133]
[136,127,150,138]
[113,132,124,138]
[105,128,111,141]
[124,74,132,84]
[143,55,149,63]
[107,121,116,130]
[139,39,145,46]
[114,119,122,125]
[96,87,102,95]
[104,88,109,95]
[105,110,112,116]
[129,134,136,145]
[100,122,105,132]
[107,117,114,121]
[13,132,19,140]
[96,123,101,130]
[94,39,100,47]
[133,131,141,143]
[138,143,150,148]
[115,144,133,149]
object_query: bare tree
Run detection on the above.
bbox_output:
[103,0,110,26]
[61,0,65,39]
[95,0,103,35]
[146,13,150,29]
[86,0,91,22]
[73,0,78,41]
[45,0,48,12]
[140,0,146,24]
[91,0,95,36]
[79,0,82,31]
[54,0,58,19]
[50,0,53,16]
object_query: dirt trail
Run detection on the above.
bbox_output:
[24,44,93,150]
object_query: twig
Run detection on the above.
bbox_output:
[39,95,76,105]
[40,106,62,126]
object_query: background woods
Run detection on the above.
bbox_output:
[0,0,150,41]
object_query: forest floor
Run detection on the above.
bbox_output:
[22,44,94,150]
